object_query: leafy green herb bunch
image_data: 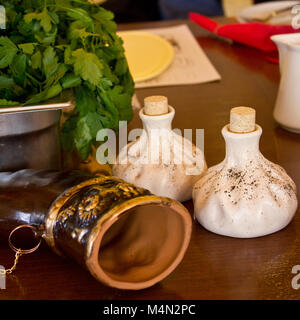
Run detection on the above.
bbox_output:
[0,0,134,159]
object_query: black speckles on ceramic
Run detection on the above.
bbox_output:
[193,125,298,238]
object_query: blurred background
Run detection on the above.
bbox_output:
[101,0,277,23]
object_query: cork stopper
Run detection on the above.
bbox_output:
[144,96,169,116]
[230,107,256,133]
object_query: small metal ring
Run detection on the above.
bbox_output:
[8,225,42,255]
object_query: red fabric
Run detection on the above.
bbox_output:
[189,12,298,52]
[189,12,219,33]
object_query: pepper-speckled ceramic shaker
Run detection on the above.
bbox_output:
[113,96,207,202]
[193,107,298,238]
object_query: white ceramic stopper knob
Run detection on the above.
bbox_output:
[230,106,256,133]
[144,96,169,116]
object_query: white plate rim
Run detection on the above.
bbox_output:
[237,1,300,24]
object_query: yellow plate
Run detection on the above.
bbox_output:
[118,31,174,83]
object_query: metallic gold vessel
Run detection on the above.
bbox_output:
[0,170,192,290]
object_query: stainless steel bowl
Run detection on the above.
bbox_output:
[0,109,62,171]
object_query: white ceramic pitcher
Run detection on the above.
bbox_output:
[271,33,300,133]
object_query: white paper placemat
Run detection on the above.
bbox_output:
[134,24,221,88]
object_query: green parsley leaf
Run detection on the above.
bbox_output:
[18,43,36,55]
[45,63,68,88]
[43,47,59,78]
[61,73,82,89]
[0,37,18,69]
[0,75,15,89]
[25,83,62,105]
[72,49,103,86]
[0,99,20,107]
[24,8,55,33]
[67,8,93,26]
[31,50,42,69]
[10,54,27,87]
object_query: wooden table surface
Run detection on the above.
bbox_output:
[1,19,300,300]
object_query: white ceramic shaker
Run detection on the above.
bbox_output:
[193,106,298,238]
[113,96,207,202]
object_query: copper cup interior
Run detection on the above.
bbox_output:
[97,204,188,286]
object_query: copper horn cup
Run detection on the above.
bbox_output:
[0,170,192,290]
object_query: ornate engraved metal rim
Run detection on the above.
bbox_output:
[43,175,119,254]
[85,196,192,290]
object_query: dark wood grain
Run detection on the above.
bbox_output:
[1,19,300,300]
